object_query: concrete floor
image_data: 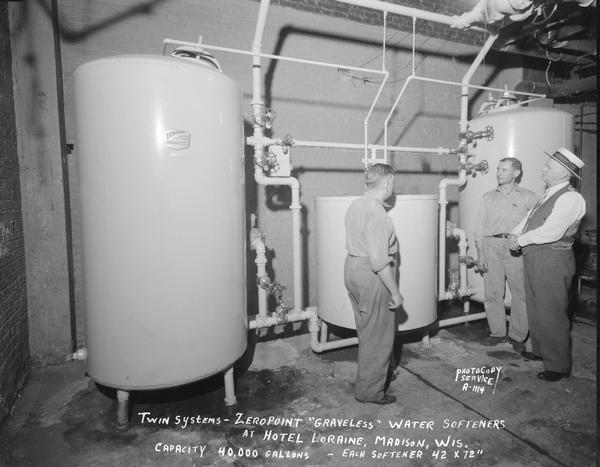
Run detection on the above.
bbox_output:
[0,301,596,467]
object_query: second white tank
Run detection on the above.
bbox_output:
[316,195,438,331]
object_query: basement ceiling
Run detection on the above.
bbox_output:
[496,0,597,76]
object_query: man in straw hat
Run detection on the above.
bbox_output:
[344,163,403,405]
[508,148,586,382]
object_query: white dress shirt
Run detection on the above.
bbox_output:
[512,181,586,247]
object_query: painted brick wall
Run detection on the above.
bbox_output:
[0,2,30,422]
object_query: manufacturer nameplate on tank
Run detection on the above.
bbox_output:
[165,130,191,150]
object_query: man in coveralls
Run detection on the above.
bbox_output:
[344,163,403,405]
[509,148,586,382]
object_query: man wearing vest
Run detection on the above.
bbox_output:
[509,148,586,382]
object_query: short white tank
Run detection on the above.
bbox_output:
[316,195,438,330]
[459,106,574,304]
[74,54,247,389]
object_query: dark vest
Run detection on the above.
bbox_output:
[521,185,582,255]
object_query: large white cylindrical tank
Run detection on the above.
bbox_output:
[73,55,247,390]
[459,106,574,304]
[316,195,438,330]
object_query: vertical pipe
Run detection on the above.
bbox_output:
[383,76,413,160]
[382,11,387,71]
[438,34,497,302]
[252,0,271,110]
[320,320,328,345]
[460,34,498,132]
[224,366,237,406]
[290,186,303,312]
[411,16,416,75]
[251,234,268,318]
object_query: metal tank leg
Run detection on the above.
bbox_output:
[224,366,237,406]
[116,390,130,432]
[463,300,470,326]
[421,327,432,348]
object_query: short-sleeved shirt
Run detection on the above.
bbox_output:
[345,193,398,272]
[474,184,538,243]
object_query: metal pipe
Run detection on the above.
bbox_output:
[320,320,328,345]
[384,75,414,159]
[224,366,237,406]
[250,226,268,318]
[452,227,471,298]
[163,39,387,76]
[333,0,486,30]
[254,170,303,313]
[439,311,486,327]
[294,139,450,154]
[438,169,467,300]
[416,74,545,98]
[460,34,498,132]
[437,34,497,302]
[363,11,390,162]
[248,306,316,330]
[309,314,359,353]
[252,0,271,109]
[364,73,390,162]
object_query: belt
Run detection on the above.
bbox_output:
[487,233,511,239]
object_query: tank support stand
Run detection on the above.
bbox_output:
[224,366,237,406]
[117,390,130,432]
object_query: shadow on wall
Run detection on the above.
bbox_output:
[262,24,487,111]
[15,0,170,42]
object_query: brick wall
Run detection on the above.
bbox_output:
[257,0,493,46]
[0,2,30,423]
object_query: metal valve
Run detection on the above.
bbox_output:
[459,255,478,269]
[275,134,295,147]
[256,150,279,173]
[459,125,494,145]
[254,107,276,129]
[460,159,489,177]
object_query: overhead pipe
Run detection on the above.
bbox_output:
[333,0,487,31]
[449,0,535,29]
[294,139,451,154]
[515,76,597,99]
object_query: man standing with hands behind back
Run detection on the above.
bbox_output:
[345,163,403,405]
[474,157,538,349]
[509,148,586,382]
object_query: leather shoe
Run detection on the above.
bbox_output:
[356,394,397,405]
[537,370,569,382]
[483,336,506,346]
[521,350,543,361]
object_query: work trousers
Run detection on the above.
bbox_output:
[523,248,575,373]
[344,255,395,401]
[482,237,528,341]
